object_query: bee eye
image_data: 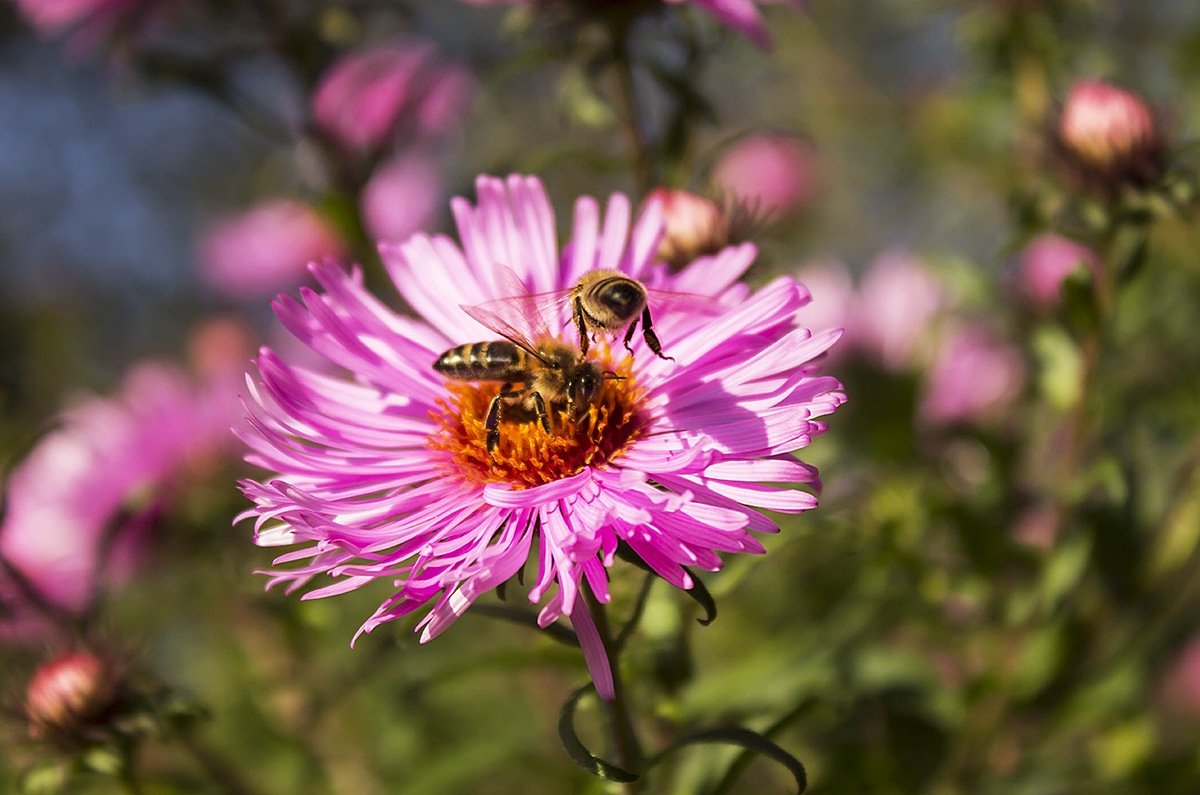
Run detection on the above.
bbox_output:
[604,283,639,311]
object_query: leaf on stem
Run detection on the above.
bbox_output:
[647,727,808,794]
[556,685,639,783]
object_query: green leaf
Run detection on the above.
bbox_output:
[647,727,807,794]
[556,685,639,783]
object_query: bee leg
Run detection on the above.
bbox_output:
[622,314,640,358]
[531,391,551,433]
[642,307,674,362]
[485,384,520,454]
[573,297,590,357]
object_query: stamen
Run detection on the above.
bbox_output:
[429,356,644,488]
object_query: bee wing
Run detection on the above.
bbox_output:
[460,266,575,355]
[644,287,725,318]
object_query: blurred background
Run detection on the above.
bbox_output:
[3,0,1200,792]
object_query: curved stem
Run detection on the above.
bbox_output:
[584,587,643,793]
[609,31,655,197]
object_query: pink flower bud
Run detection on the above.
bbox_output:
[197,200,342,300]
[1016,234,1099,310]
[1057,79,1163,188]
[921,325,1025,426]
[647,188,728,268]
[26,650,120,743]
[312,42,472,154]
[855,252,944,371]
[713,133,818,220]
[360,154,443,244]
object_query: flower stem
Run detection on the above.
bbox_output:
[584,587,643,792]
[609,30,655,198]
[177,730,261,795]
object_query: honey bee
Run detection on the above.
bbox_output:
[434,330,608,455]
[567,270,670,360]
[463,268,704,362]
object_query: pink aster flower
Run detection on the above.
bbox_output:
[713,132,818,220]
[1016,233,1099,310]
[312,41,473,154]
[239,174,844,698]
[197,200,343,300]
[1,329,246,635]
[919,324,1024,426]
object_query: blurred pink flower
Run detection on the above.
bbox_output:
[198,200,342,300]
[239,174,843,698]
[312,41,473,154]
[13,0,143,37]
[1162,635,1200,716]
[1016,234,1099,310]
[1059,80,1157,170]
[920,325,1024,426]
[1057,79,1164,190]
[360,153,443,244]
[669,0,807,48]
[793,261,855,345]
[713,133,818,219]
[0,333,245,633]
[855,251,944,371]
[24,648,120,742]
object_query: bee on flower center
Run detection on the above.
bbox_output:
[433,338,608,454]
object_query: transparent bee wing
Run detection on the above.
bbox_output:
[460,266,570,358]
[644,287,725,319]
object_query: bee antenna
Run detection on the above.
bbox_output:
[602,371,626,381]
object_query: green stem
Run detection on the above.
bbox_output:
[177,730,261,795]
[609,31,655,197]
[584,587,643,793]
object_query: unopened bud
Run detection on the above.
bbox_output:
[649,188,728,268]
[25,650,120,745]
[1057,79,1164,190]
[1016,234,1099,310]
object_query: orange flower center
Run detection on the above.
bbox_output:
[429,355,645,488]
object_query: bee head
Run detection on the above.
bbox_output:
[569,364,603,416]
[599,280,643,320]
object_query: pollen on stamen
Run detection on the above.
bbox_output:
[428,355,645,488]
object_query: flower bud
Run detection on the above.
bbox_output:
[25,650,120,745]
[648,188,728,268]
[1016,234,1099,310]
[920,325,1025,426]
[1057,79,1164,190]
[197,200,343,300]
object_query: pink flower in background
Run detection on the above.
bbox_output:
[793,261,855,346]
[198,200,342,300]
[13,0,143,37]
[855,251,944,371]
[1016,234,1099,310]
[713,133,818,219]
[360,153,443,244]
[920,325,1024,426]
[1162,636,1200,716]
[239,174,844,698]
[1059,80,1159,173]
[0,324,247,634]
[670,0,808,48]
[312,41,473,154]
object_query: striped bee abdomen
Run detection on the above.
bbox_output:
[434,341,528,381]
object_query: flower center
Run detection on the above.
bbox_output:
[429,354,644,488]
